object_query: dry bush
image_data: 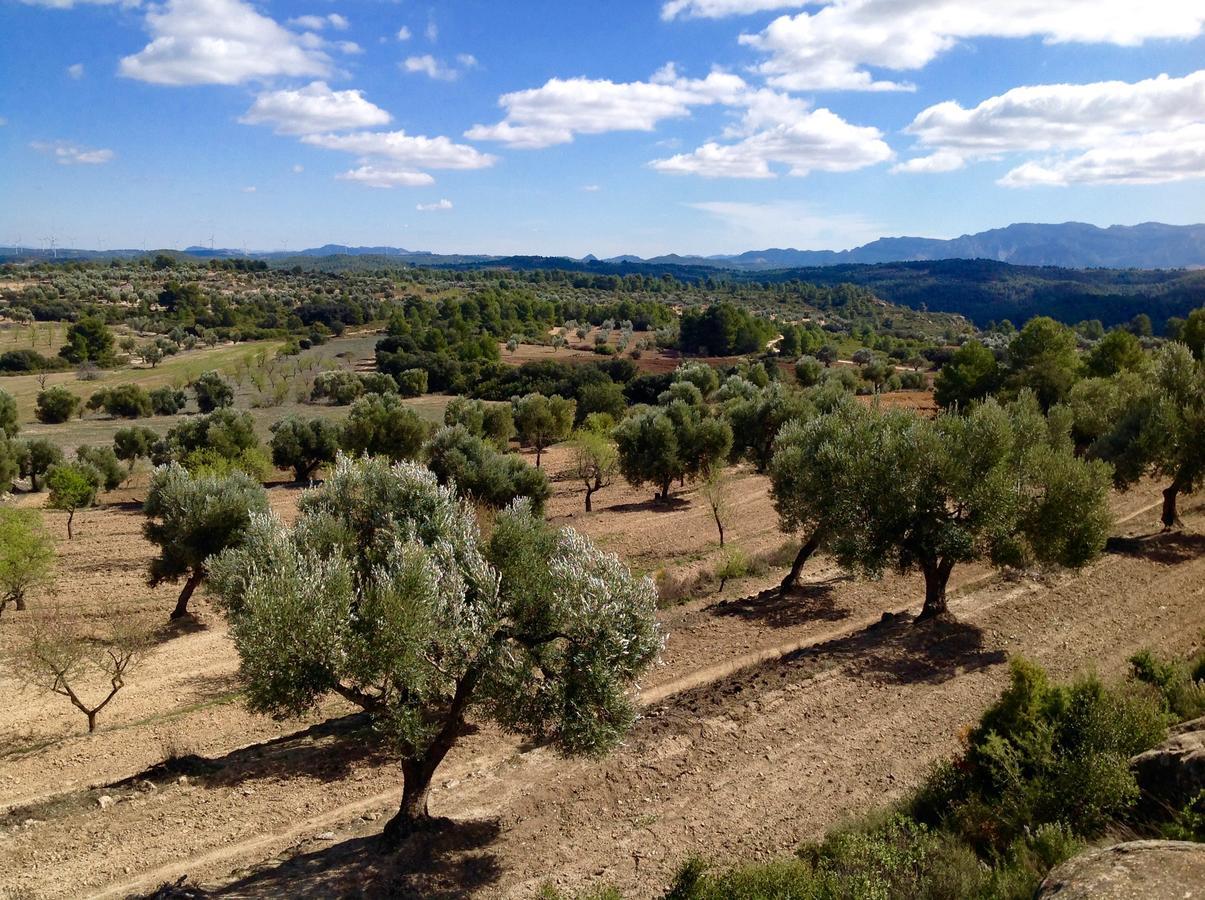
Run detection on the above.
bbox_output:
[5,605,153,733]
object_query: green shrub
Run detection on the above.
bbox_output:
[149,385,187,416]
[910,658,1166,852]
[1129,648,1205,722]
[35,386,81,423]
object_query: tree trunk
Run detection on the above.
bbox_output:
[14,594,26,612]
[535,446,543,469]
[170,571,203,620]
[1162,481,1183,530]
[780,529,823,593]
[715,513,725,548]
[918,559,954,620]
[87,711,98,733]
[584,486,594,512]
[380,666,482,849]
[66,509,74,540]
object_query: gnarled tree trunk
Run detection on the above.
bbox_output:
[1161,479,1186,530]
[170,571,204,620]
[918,558,955,621]
[780,529,823,594]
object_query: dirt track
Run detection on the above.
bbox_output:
[0,476,1202,899]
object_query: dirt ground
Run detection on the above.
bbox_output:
[0,464,1201,899]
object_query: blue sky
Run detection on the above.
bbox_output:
[2,0,1205,257]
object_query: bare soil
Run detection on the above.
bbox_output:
[0,471,1201,900]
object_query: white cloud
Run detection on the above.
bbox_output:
[403,54,475,81]
[652,88,892,178]
[416,198,453,211]
[467,66,747,149]
[0,117,7,127]
[688,200,882,250]
[241,185,257,193]
[1000,125,1205,187]
[425,19,438,42]
[30,140,114,165]
[288,13,348,31]
[120,0,330,86]
[240,82,391,135]
[891,150,965,174]
[397,26,411,41]
[292,164,304,173]
[582,184,601,192]
[302,130,496,170]
[67,63,85,79]
[18,0,135,8]
[741,1,1205,92]
[335,41,362,55]
[337,166,435,188]
[661,0,799,20]
[900,70,1205,186]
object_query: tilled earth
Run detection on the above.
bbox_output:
[0,472,1201,899]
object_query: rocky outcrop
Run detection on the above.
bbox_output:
[1036,840,1205,898]
[1131,719,1205,812]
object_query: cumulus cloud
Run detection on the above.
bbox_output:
[466,65,747,149]
[740,1,1205,92]
[120,0,330,86]
[241,185,257,193]
[402,54,476,81]
[30,140,114,165]
[416,198,453,211]
[289,13,348,31]
[651,87,891,178]
[337,166,435,188]
[67,63,85,79]
[899,70,1205,186]
[302,130,496,170]
[240,82,391,135]
[396,26,411,41]
[292,164,304,173]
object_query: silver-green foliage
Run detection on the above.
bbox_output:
[209,454,661,835]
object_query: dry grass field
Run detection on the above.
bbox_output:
[0,454,1200,898]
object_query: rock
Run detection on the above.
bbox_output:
[96,795,115,810]
[1130,724,1205,811]
[314,831,336,841]
[1036,840,1205,899]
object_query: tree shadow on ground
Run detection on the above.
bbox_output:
[707,579,850,629]
[789,612,1007,687]
[155,818,504,899]
[1105,531,1205,566]
[605,496,690,514]
[120,713,391,794]
[150,616,210,645]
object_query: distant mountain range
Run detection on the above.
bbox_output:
[4,222,1205,270]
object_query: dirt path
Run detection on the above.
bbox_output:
[1,483,1199,899]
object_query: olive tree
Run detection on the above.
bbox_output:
[209,456,661,844]
[270,416,341,482]
[143,464,269,620]
[614,406,680,501]
[16,438,63,491]
[425,425,551,513]
[724,382,812,473]
[191,370,235,413]
[76,444,125,491]
[46,461,100,539]
[568,429,618,512]
[0,508,54,617]
[769,399,869,592]
[833,397,1113,619]
[1092,342,1205,529]
[444,396,514,451]
[113,425,159,473]
[341,393,429,462]
[513,393,575,468]
[153,408,267,478]
[0,389,19,438]
[35,386,81,424]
